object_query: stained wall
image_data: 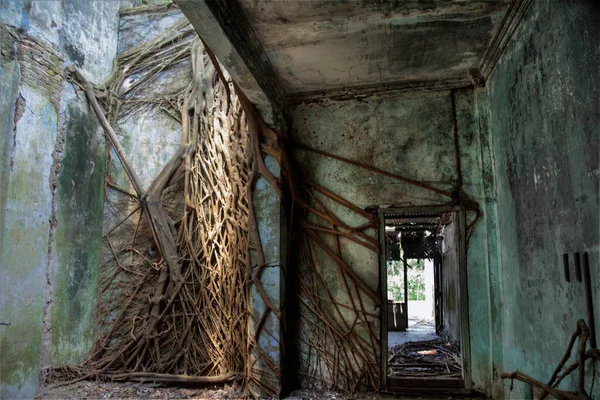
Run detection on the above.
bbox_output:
[289,87,496,392]
[487,0,600,398]
[0,1,136,397]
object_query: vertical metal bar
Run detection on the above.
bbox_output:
[458,210,472,390]
[378,210,388,389]
[434,258,441,334]
[403,257,408,324]
[574,252,582,282]
[438,245,444,333]
[562,253,570,282]
[582,252,596,349]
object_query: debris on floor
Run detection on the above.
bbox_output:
[388,338,462,378]
[41,380,479,399]
[287,389,478,399]
[40,380,242,399]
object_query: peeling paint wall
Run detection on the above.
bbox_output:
[0,1,136,397]
[488,1,600,398]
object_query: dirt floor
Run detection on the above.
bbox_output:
[41,381,480,399]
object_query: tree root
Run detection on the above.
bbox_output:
[502,319,597,400]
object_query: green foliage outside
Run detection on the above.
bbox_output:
[387,250,426,302]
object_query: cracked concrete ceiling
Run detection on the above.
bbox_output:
[237,0,512,97]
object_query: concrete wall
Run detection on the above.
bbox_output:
[0,1,136,397]
[290,88,496,391]
[110,6,187,190]
[290,91,454,388]
[442,215,460,341]
[488,0,600,398]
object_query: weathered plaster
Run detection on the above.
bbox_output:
[238,0,510,94]
[48,98,106,364]
[292,92,457,209]
[109,7,191,191]
[488,1,599,397]
[454,87,496,395]
[0,0,29,28]
[0,60,21,262]
[113,109,183,190]
[0,87,57,399]
[118,6,183,54]
[1,1,131,397]
[27,0,124,82]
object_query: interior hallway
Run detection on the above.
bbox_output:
[388,318,438,348]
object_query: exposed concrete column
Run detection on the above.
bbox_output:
[452,87,498,395]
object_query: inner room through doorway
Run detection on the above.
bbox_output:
[383,211,463,386]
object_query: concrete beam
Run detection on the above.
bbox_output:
[478,0,534,82]
[288,74,474,105]
[175,0,286,122]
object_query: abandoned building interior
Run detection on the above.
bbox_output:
[0,0,598,399]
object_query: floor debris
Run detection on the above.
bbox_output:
[388,338,462,378]
[40,381,242,399]
[41,381,481,399]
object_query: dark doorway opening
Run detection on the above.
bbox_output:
[379,207,470,392]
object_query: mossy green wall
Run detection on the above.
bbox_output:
[488,1,599,398]
[49,103,105,364]
[0,1,126,397]
[0,60,21,262]
[0,86,57,399]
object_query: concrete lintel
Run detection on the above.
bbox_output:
[288,74,475,105]
[175,0,285,122]
[479,0,534,82]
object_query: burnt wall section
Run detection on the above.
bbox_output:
[488,0,599,398]
[0,1,135,398]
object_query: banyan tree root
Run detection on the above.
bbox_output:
[45,16,250,389]
[502,319,599,400]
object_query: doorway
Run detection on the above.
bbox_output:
[379,206,470,391]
